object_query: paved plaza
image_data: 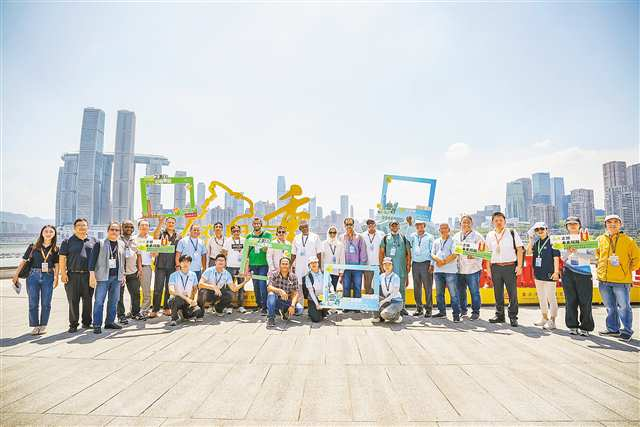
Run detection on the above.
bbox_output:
[0,280,639,427]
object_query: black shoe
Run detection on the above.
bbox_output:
[432,312,446,318]
[280,309,289,321]
[453,316,461,323]
[260,308,268,316]
[400,308,409,316]
[266,318,276,328]
[118,317,129,325]
[598,330,621,337]
[470,313,480,320]
[412,309,424,316]
[618,333,633,342]
[68,326,78,333]
[424,311,432,318]
[489,316,505,323]
[94,327,102,334]
[460,312,468,317]
[133,314,147,321]
[81,323,91,329]
[105,323,122,330]
[510,319,519,327]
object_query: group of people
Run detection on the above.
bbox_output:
[11,211,640,341]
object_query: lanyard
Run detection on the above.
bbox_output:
[329,244,336,255]
[607,234,619,255]
[383,274,393,294]
[179,272,189,288]
[536,238,549,258]
[233,239,241,251]
[392,234,399,247]
[41,246,52,263]
[368,233,376,245]
[417,234,425,248]
[494,230,506,247]
[109,241,118,259]
[302,235,309,248]
[440,238,450,253]
[214,270,224,286]
[214,236,225,247]
[462,231,472,242]
[190,238,199,253]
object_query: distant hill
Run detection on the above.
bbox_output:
[0,211,54,234]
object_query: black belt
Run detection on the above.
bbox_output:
[69,270,89,273]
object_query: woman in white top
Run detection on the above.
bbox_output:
[320,225,345,291]
[372,257,403,323]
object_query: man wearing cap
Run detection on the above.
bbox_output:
[431,223,461,322]
[341,217,367,306]
[409,220,434,317]
[303,256,329,322]
[560,216,595,336]
[379,219,412,315]
[596,214,640,342]
[361,219,385,295]
[372,257,404,323]
[291,220,322,314]
[453,215,484,320]
[526,222,560,330]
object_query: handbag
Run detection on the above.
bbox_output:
[17,245,35,279]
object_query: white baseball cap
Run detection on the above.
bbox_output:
[604,214,622,223]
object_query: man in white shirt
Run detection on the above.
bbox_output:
[431,223,461,322]
[206,222,226,268]
[267,226,291,275]
[291,220,322,310]
[360,219,385,295]
[135,219,154,315]
[222,225,246,313]
[484,211,524,327]
[175,224,207,281]
[453,215,485,320]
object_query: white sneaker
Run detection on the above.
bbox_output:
[216,311,224,317]
[37,326,47,335]
[394,315,403,324]
[31,326,40,335]
[579,330,590,337]
[544,319,556,330]
[534,318,547,326]
[224,307,233,315]
[569,328,579,335]
[238,306,247,314]
[371,317,382,323]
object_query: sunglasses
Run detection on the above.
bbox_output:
[345,223,354,226]
[329,231,337,234]
[534,228,546,232]
[277,230,286,234]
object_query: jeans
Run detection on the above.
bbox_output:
[266,291,303,319]
[599,282,633,335]
[250,265,269,310]
[457,271,481,315]
[412,261,433,311]
[117,273,141,318]
[93,276,122,327]
[490,264,518,320]
[562,269,594,331]
[434,272,460,317]
[65,272,93,328]
[342,270,363,298]
[329,274,339,292]
[26,270,54,327]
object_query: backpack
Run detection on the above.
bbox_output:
[382,234,409,254]
[302,272,315,299]
[509,229,518,253]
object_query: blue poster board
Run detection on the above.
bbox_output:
[319,264,381,312]
[379,174,437,222]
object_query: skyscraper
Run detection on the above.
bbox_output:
[197,182,206,208]
[75,108,106,224]
[174,171,187,228]
[308,197,316,220]
[603,161,627,189]
[350,205,354,219]
[551,177,566,219]
[112,110,136,222]
[529,203,557,226]
[628,163,640,188]
[603,161,640,230]
[56,153,79,227]
[277,176,286,208]
[506,181,526,221]
[568,189,595,227]
[340,195,349,219]
[532,172,551,205]
[515,177,532,221]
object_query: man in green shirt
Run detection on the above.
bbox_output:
[245,217,272,315]
[379,219,412,315]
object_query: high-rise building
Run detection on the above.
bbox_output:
[174,171,187,228]
[506,181,526,221]
[515,177,532,221]
[112,110,136,222]
[277,176,286,208]
[568,189,595,227]
[529,203,557,226]
[603,161,640,230]
[56,153,79,226]
[532,172,551,205]
[627,163,640,188]
[551,177,566,219]
[317,206,324,219]
[562,195,571,221]
[197,182,206,208]
[75,108,106,224]
[603,161,627,189]
[368,209,375,220]
[308,197,316,220]
[340,195,349,219]
[350,205,354,219]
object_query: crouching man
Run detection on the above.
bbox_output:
[168,255,201,326]
[197,254,251,318]
[266,257,303,328]
[372,257,403,324]
[303,256,329,323]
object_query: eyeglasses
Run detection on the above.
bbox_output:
[329,231,337,234]
[345,223,354,227]
[534,228,545,232]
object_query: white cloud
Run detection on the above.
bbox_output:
[444,143,471,161]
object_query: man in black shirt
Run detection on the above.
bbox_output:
[59,218,97,333]
[149,216,181,318]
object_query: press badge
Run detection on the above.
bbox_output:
[125,248,133,258]
[535,258,542,268]
[108,258,117,269]
[332,256,337,263]
[349,245,356,254]
[609,255,620,267]
[390,247,397,256]
[300,249,306,257]
[41,263,49,272]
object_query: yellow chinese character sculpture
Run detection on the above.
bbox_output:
[264,184,310,241]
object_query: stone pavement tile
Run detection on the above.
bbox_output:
[546,363,640,421]
[0,355,29,368]
[95,330,175,360]
[0,412,45,426]
[507,364,623,421]
[411,332,478,365]
[566,334,640,364]
[37,413,114,426]
[129,325,199,361]
[299,365,351,422]
[224,321,261,336]
[385,365,458,421]
[143,363,230,418]
[437,422,604,426]
[106,416,166,426]
[468,330,541,365]
[572,361,640,398]
[1,332,77,357]
[152,325,218,362]
[3,359,122,414]
[534,332,622,365]
[308,320,339,336]
[216,335,268,364]
[252,335,298,364]
[194,364,270,419]
[324,336,362,365]
[160,418,222,426]
[48,361,161,415]
[92,362,187,417]
[384,333,437,365]
[600,421,640,427]
[0,356,37,384]
[289,335,325,365]
[347,365,407,423]
[356,334,401,365]
[245,364,308,421]
[55,333,136,359]
[425,365,514,422]
[462,365,571,422]
[278,321,311,336]
[181,334,238,363]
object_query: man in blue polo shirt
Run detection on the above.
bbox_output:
[175,224,207,281]
[409,220,434,317]
[431,223,461,322]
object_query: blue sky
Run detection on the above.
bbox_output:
[2,1,638,222]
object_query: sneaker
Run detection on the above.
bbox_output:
[31,327,40,335]
[266,318,276,328]
[215,311,224,317]
[68,326,78,333]
[280,309,290,321]
[412,308,424,316]
[534,318,547,326]
[579,330,590,337]
[460,311,468,317]
[105,323,123,330]
[569,328,579,335]
[81,323,91,329]
[489,316,505,324]
[37,326,47,335]
[510,319,519,327]
[393,315,403,324]
[224,307,233,315]
[400,308,409,316]
[118,317,129,325]
[598,330,621,337]
[470,313,480,320]
[453,316,462,323]
[424,311,432,318]
[94,327,102,334]
[372,317,382,323]
[543,319,556,330]
[618,333,633,342]
[260,308,268,316]
[432,312,446,318]
[238,306,247,314]
[194,317,203,322]
[168,320,177,327]
[134,314,147,321]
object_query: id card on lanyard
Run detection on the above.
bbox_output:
[41,247,52,272]
[535,238,549,268]
[108,242,118,269]
[300,235,309,257]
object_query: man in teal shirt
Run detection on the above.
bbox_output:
[245,218,272,315]
[379,219,412,315]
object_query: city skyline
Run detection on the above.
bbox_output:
[2,2,638,223]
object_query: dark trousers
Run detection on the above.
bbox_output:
[118,273,141,318]
[412,261,433,311]
[197,287,233,317]
[491,264,518,320]
[170,297,199,321]
[307,298,328,323]
[153,268,173,312]
[65,272,93,328]
[329,274,339,292]
[562,269,594,331]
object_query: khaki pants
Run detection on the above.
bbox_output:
[535,279,558,318]
[363,270,378,295]
[140,266,153,312]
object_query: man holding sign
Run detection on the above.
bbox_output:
[453,215,484,320]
